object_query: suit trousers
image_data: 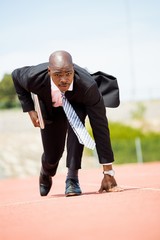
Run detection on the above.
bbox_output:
[40,105,86,176]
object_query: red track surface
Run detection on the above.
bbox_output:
[0,162,160,240]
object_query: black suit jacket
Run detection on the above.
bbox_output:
[12,63,119,163]
[12,62,119,113]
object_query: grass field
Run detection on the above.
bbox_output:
[0,100,160,179]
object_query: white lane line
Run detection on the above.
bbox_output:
[84,183,160,192]
[0,186,160,208]
[121,185,160,192]
[0,196,63,208]
[86,184,160,192]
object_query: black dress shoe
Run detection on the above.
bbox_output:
[65,178,82,197]
[39,172,52,196]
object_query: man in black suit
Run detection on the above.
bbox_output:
[12,50,122,196]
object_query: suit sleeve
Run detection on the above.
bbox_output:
[84,83,114,164]
[12,67,35,112]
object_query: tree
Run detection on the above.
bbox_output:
[0,74,19,109]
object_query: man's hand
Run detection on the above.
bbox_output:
[28,110,40,128]
[98,175,123,193]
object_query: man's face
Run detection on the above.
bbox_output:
[48,64,74,92]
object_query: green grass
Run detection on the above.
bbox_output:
[86,122,160,164]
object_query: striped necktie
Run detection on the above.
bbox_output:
[61,93,95,150]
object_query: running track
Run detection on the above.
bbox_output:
[0,162,160,240]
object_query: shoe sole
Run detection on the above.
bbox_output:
[65,192,82,197]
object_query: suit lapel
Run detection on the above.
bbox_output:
[38,75,53,115]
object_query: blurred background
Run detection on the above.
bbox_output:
[0,0,160,179]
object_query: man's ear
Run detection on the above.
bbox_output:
[48,66,51,76]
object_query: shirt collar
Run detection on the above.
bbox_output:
[50,78,73,91]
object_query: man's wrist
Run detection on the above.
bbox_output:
[28,110,36,115]
[102,163,115,176]
[103,163,113,171]
[103,169,115,177]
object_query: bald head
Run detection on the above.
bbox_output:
[48,50,74,92]
[49,50,73,69]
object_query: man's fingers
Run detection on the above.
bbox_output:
[35,119,40,127]
[108,186,124,192]
[98,185,104,193]
[98,185,124,193]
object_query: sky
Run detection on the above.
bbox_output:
[0,0,160,101]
